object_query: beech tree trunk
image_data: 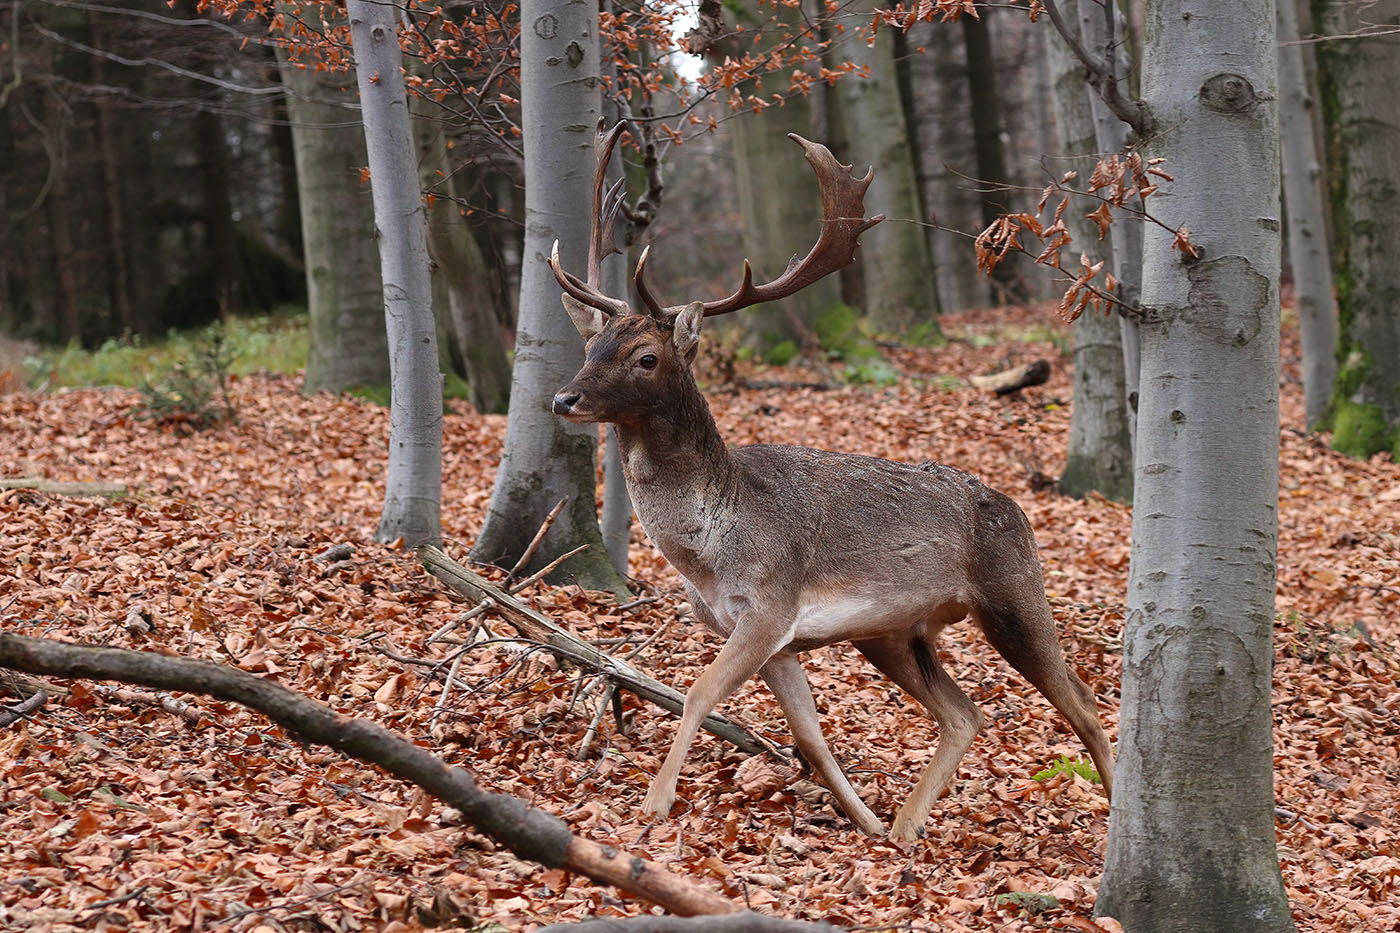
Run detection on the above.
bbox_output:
[1279,0,1338,429]
[720,0,840,357]
[346,0,442,548]
[1078,0,1143,447]
[1046,12,1132,502]
[1096,1,1295,929]
[599,242,634,576]
[410,101,512,415]
[830,0,941,335]
[898,21,989,312]
[274,25,389,396]
[960,11,1020,299]
[1314,0,1400,458]
[470,0,626,594]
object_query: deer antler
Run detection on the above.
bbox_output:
[547,121,632,317]
[642,134,885,322]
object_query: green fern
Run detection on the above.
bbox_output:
[1032,755,1101,784]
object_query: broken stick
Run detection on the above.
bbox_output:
[967,358,1051,396]
[418,545,775,757]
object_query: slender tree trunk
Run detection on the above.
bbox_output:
[41,68,80,343]
[1314,0,1400,458]
[470,0,626,594]
[599,228,633,576]
[1278,0,1338,429]
[410,101,513,415]
[1096,1,1295,929]
[1046,12,1132,502]
[961,10,1019,299]
[898,21,989,312]
[345,0,442,548]
[1078,0,1143,447]
[197,109,238,321]
[88,14,136,335]
[830,0,940,335]
[719,0,840,357]
[274,28,389,395]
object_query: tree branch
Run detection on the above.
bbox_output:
[537,912,840,933]
[419,546,778,757]
[0,633,738,917]
[1040,0,1152,136]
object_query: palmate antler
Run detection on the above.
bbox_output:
[548,122,884,325]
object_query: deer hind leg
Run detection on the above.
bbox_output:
[854,633,985,843]
[972,597,1115,800]
[759,653,885,836]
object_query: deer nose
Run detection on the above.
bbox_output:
[552,391,581,415]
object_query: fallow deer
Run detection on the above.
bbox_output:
[548,123,1114,841]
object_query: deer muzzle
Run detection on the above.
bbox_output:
[552,390,581,416]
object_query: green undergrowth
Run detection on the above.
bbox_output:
[1032,755,1101,784]
[815,304,899,386]
[29,309,309,389]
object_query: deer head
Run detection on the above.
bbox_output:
[550,122,884,425]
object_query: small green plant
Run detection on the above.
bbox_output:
[904,321,946,347]
[845,356,900,386]
[132,328,237,431]
[994,891,1060,915]
[813,304,901,386]
[1032,755,1101,784]
[763,340,799,366]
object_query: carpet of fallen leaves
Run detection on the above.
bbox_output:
[0,306,1396,933]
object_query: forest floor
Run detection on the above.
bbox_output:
[0,306,1396,932]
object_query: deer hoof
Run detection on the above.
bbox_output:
[641,786,676,820]
[888,815,928,844]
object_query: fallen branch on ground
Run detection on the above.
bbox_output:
[0,688,48,727]
[968,359,1051,395]
[418,545,776,757]
[0,478,128,497]
[0,633,739,918]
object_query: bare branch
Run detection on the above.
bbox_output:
[419,546,777,757]
[0,633,739,917]
[1040,0,1152,136]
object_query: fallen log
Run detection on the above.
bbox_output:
[0,478,128,497]
[967,358,1051,395]
[0,633,740,917]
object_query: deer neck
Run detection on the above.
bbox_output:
[613,374,732,489]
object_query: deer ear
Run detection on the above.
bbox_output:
[672,302,704,363]
[561,293,607,339]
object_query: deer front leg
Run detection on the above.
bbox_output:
[642,617,794,820]
[759,653,886,836]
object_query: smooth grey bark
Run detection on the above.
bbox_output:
[274,32,389,395]
[1077,0,1143,447]
[830,0,941,335]
[1279,0,1338,429]
[599,246,633,576]
[1096,1,1295,930]
[469,0,626,594]
[899,20,989,312]
[1314,0,1400,458]
[720,0,840,356]
[346,0,442,547]
[961,11,1021,299]
[1047,13,1133,502]
[409,101,513,415]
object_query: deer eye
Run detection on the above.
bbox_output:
[638,353,658,370]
